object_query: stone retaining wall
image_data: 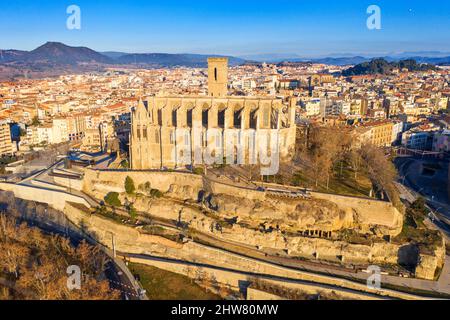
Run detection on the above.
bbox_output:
[82,169,403,235]
[0,183,90,211]
[63,202,431,300]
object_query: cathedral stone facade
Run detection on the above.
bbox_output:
[130,58,296,171]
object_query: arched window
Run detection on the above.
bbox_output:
[143,126,148,138]
[137,125,141,139]
[214,68,218,81]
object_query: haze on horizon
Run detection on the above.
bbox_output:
[1,0,449,58]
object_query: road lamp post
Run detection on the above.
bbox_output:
[107,231,117,259]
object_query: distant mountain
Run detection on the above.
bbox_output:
[116,53,246,67]
[241,55,382,66]
[238,51,450,66]
[0,42,252,80]
[1,42,449,81]
[406,56,450,65]
[238,54,372,65]
[238,53,303,63]
[101,51,129,59]
[342,58,438,76]
[303,56,371,66]
[387,51,450,59]
[22,42,114,65]
[0,42,247,69]
[288,55,450,66]
[0,49,27,63]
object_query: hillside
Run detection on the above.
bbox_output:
[0,42,248,79]
[117,52,245,67]
[0,42,246,67]
[0,50,28,63]
[240,54,450,66]
[342,58,438,76]
[24,42,114,65]
[1,42,446,81]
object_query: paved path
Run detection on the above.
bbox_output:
[190,225,450,296]
[396,157,450,217]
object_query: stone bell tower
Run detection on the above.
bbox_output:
[208,57,228,97]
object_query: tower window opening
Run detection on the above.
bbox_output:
[234,109,242,129]
[202,110,209,127]
[143,126,147,138]
[158,109,162,126]
[187,109,193,127]
[250,110,258,129]
[172,110,177,127]
[218,110,225,128]
[214,68,218,81]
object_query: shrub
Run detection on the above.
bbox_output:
[104,192,121,207]
[128,205,137,221]
[120,159,130,169]
[404,197,430,225]
[193,167,204,175]
[143,182,152,194]
[94,205,108,216]
[411,197,428,215]
[125,176,136,195]
[150,189,163,198]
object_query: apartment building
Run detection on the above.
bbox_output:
[0,122,14,156]
[433,130,450,153]
[356,120,394,147]
[67,115,87,141]
[52,118,69,143]
[402,131,435,150]
[305,99,321,117]
[350,98,368,116]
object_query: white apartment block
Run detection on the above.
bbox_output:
[52,118,70,144]
[0,122,14,156]
[305,99,321,117]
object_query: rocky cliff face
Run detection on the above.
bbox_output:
[129,194,413,267]
[415,239,446,280]
[79,170,418,272]
[84,169,403,236]
[206,193,353,232]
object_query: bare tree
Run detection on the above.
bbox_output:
[360,143,397,199]
[0,214,120,300]
[347,148,363,180]
[308,126,342,189]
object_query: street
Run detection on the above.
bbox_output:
[395,156,450,218]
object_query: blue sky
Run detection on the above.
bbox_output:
[0,0,449,56]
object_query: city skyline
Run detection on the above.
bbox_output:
[1,0,450,56]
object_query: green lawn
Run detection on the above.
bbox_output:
[128,263,221,300]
